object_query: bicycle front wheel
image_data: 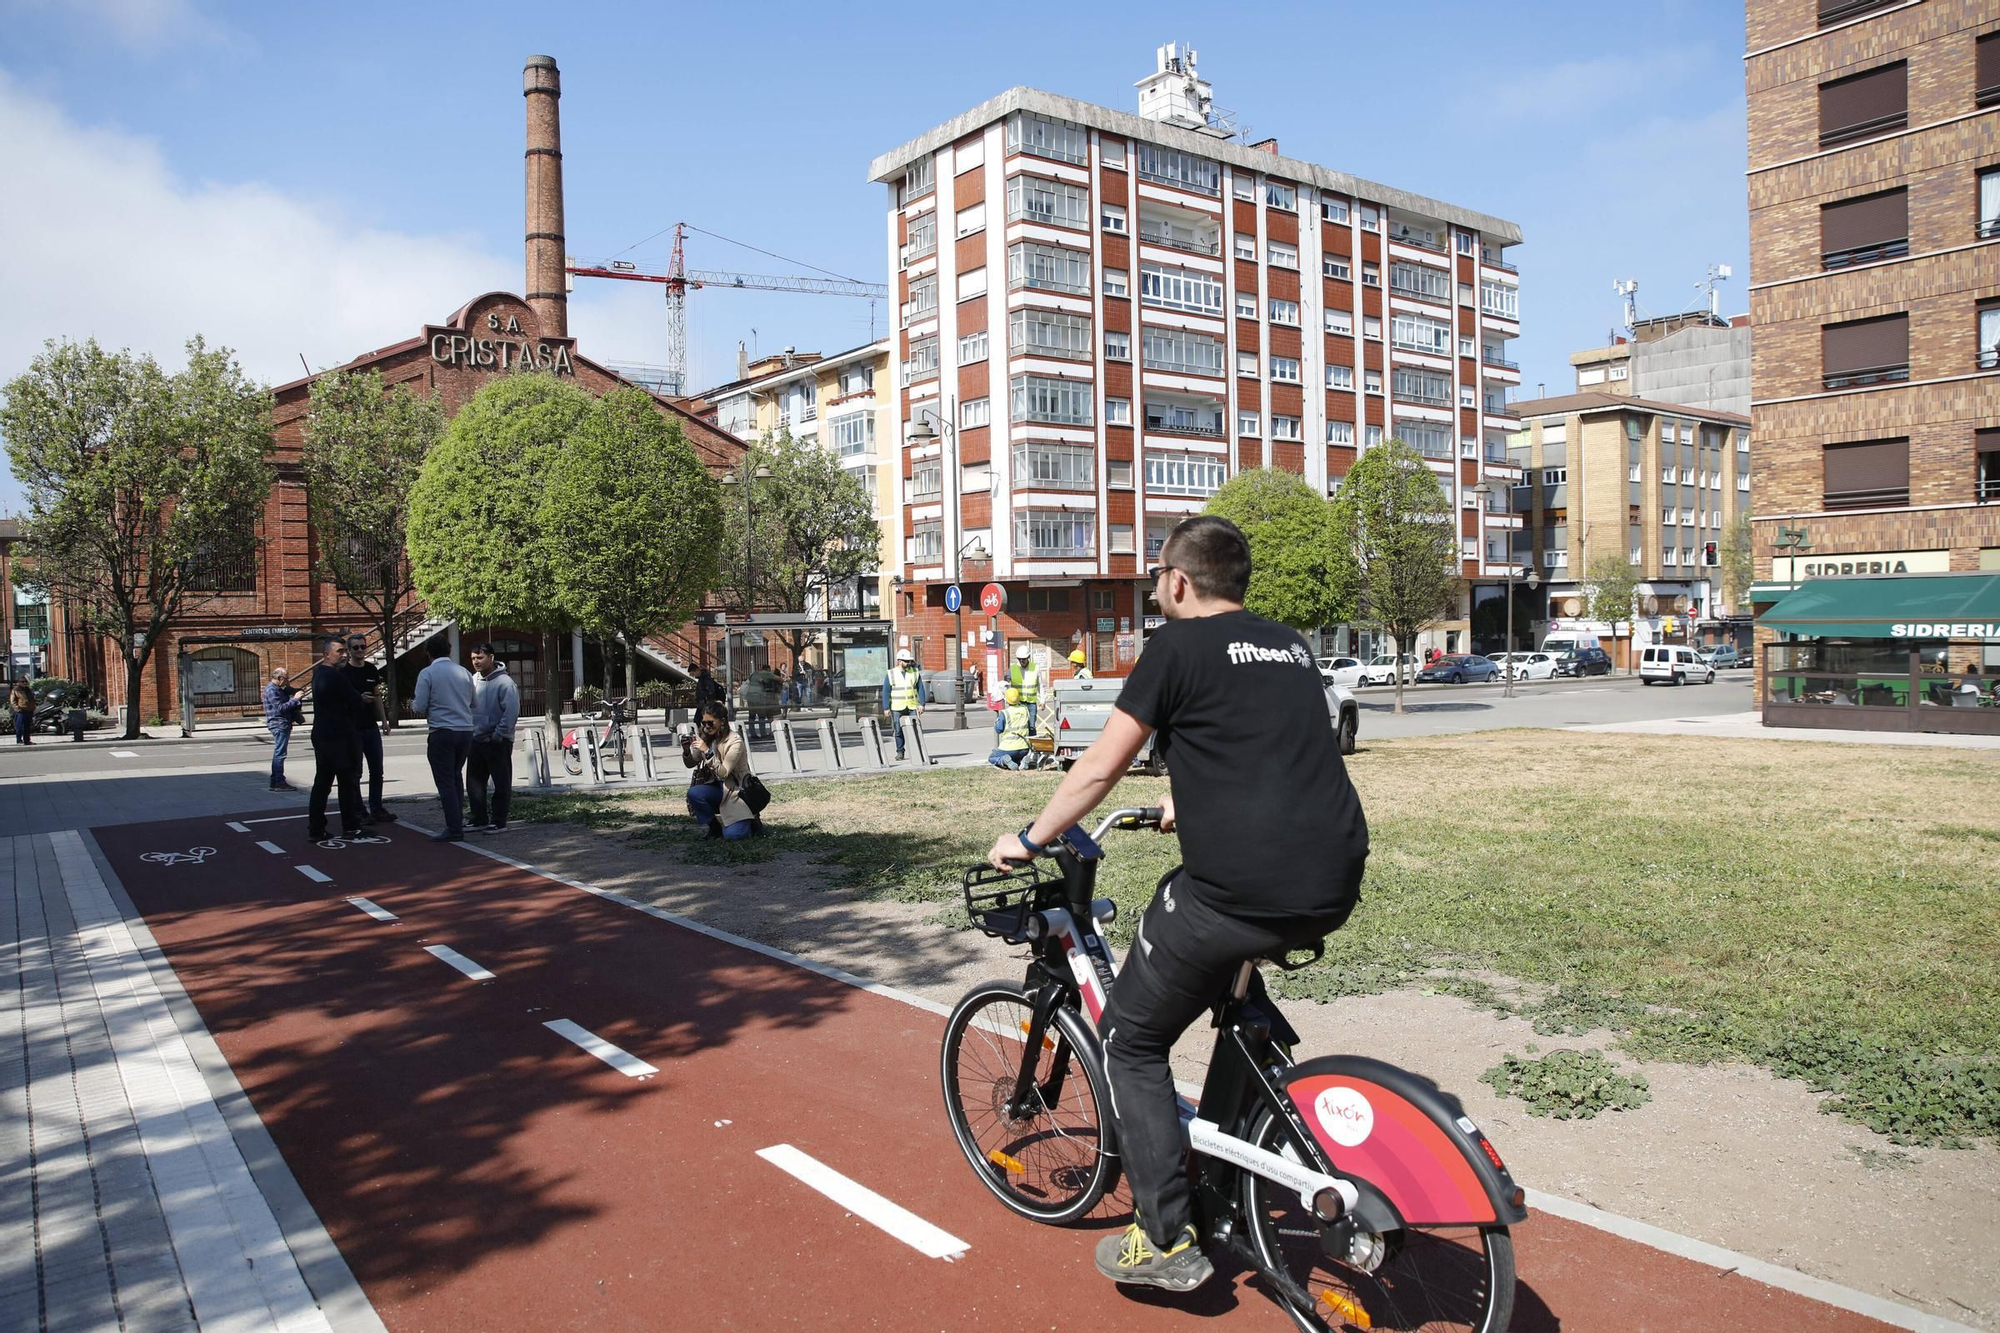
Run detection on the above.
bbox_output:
[560,744,583,777]
[940,981,1118,1225]
[1240,1109,1515,1333]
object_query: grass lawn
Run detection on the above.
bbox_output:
[513,730,2000,1146]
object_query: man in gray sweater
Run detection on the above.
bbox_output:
[412,642,478,841]
[468,642,520,833]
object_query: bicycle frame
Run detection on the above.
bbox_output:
[998,811,1524,1237]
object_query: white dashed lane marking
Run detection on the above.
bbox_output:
[542,1020,657,1078]
[297,866,332,884]
[225,821,251,833]
[345,897,398,922]
[109,749,139,757]
[424,945,496,982]
[256,841,286,855]
[756,1144,969,1261]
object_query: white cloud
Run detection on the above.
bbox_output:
[0,70,517,398]
[1474,50,1710,125]
[2,0,234,53]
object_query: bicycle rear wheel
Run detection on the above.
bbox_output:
[1240,1109,1515,1333]
[560,744,583,776]
[940,981,1117,1225]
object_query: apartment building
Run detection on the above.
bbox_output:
[867,46,1524,677]
[1745,0,1999,735]
[1508,392,1753,662]
[695,340,897,617]
[1569,311,1753,416]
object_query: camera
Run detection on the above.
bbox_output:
[674,721,698,743]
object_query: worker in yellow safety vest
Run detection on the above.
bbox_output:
[1067,648,1092,680]
[883,648,925,761]
[1007,645,1042,731]
[987,686,1032,769]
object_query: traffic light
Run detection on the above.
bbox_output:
[1703,541,1718,566]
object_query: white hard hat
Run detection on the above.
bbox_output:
[896,648,914,662]
[1015,645,1031,659]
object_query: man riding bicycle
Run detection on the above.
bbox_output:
[986,515,1368,1293]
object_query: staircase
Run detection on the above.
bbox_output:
[635,637,696,682]
[359,606,452,667]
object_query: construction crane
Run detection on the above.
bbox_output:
[566,223,887,397]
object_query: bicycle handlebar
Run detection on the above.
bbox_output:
[1088,806,1165,843]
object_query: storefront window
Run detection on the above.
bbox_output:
[1766,637,1979,709]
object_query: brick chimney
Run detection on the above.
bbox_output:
[523,55,567,339]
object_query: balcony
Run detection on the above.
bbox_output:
[1136,221,1220,256]
[1144,400,1225,438]
[1822,362,1909,391]
[1387,226,1446,254]
[1481,349,1520,371]
[1480,250,1517,273]
[1393,388,1452,411]
[1388,281,1451,308]
[1822,238,1908,270]
[899,237,936,268]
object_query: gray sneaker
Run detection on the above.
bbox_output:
[1093,1223,1213,1292]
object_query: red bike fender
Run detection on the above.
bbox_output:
[1284,1056,1526,1227]
[561,730,577,747]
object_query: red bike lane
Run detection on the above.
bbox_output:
[97,810,1905,1332]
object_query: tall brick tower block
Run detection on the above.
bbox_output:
[523,54,568,339]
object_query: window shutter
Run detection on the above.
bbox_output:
[1977,429,2000,456]
[1821,314,1908,377]
[1818,62,1907,147]
[1822,439,1908,506]
[1820,189,1907,258]
[1978,33,2000,106]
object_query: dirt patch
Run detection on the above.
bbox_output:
[474,814,2000,1329]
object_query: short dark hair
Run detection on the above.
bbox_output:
[1161,515,1252,602]
[427,642,454,660]
[473,641,498,657]
[319,635,346,654]
[345,632,367,645]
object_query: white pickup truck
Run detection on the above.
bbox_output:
[1048,675,1359,773]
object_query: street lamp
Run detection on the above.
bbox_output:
[1471,482,1538,699]
[1771,524,1814,586]
[908,408,981,729]
[718,460,774,702]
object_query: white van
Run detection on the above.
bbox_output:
[1640,644,1714,686]
[1539,633,1600,659]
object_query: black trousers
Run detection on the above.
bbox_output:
[466,736,514,827]
[307,730,363,838]
[355,723,386,812]
[1099,871,1356,1247]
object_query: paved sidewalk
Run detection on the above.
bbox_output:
[3,830,378,1333]
[1569,709,2000,748]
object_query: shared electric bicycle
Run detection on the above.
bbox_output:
[941,810,1526,1332]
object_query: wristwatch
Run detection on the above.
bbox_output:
[1016,826,1047,857]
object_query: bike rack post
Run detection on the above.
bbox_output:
[861,716,887,768]
[638,724,657,782]
[818,717,844,770]
[907,715,933,766]
[524,728,548,787]
[774,719,800,772]
[583,725,602,784]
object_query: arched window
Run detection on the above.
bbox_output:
[187,647,263,708]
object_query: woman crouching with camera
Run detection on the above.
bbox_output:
[682,701,761,840]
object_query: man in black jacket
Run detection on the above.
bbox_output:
[308,636,370,841]
[342,633,397,822]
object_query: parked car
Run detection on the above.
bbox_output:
[1507,651,1561,681]
[1416,654,1501,684]
[1555,646,1614,677]
[1699,645,1743,669]
[1053,676,1360,767]
[1640,644,1715,685]
[1317,656,1366,689]
[1360,654,1415,686]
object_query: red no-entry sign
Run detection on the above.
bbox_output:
[979,583,1006,616]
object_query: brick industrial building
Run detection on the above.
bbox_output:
[1746,0,2000,733]
[868,46,1525,686]
[40,56,744,726]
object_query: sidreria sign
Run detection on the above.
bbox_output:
[427,310,575,376]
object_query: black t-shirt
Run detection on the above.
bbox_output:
[1116,610,1367,919]
[341,660,384,722]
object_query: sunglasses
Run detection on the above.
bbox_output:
[1146,564,1177,582]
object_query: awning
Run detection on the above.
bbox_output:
[1758,572,2000,638]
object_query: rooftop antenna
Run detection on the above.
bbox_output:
[1701,264,1733,320]
[1613,279,1639,336]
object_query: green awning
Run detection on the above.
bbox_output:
[1758,572,2000,638]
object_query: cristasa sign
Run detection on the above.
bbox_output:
[428,311,575,376]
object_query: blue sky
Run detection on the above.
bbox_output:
[0,0,1749,513]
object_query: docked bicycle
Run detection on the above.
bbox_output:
[561,696,636,778]
[941,810,1526,1332]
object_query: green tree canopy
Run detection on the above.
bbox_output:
[301,368,445,725]
[1329,439,1459,714]
[1582,551,1641,627]
[543,387,723,696]
[1202,467,1354,632]
[407,373,595,729]
[2,336,273,737]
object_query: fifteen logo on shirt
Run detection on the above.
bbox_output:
[1225,641,1313,669]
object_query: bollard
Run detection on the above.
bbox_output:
[819,717,844,770]
[862,716,887,768]
[908,715,933,766]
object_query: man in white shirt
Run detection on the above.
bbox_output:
[411,642,478,841]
